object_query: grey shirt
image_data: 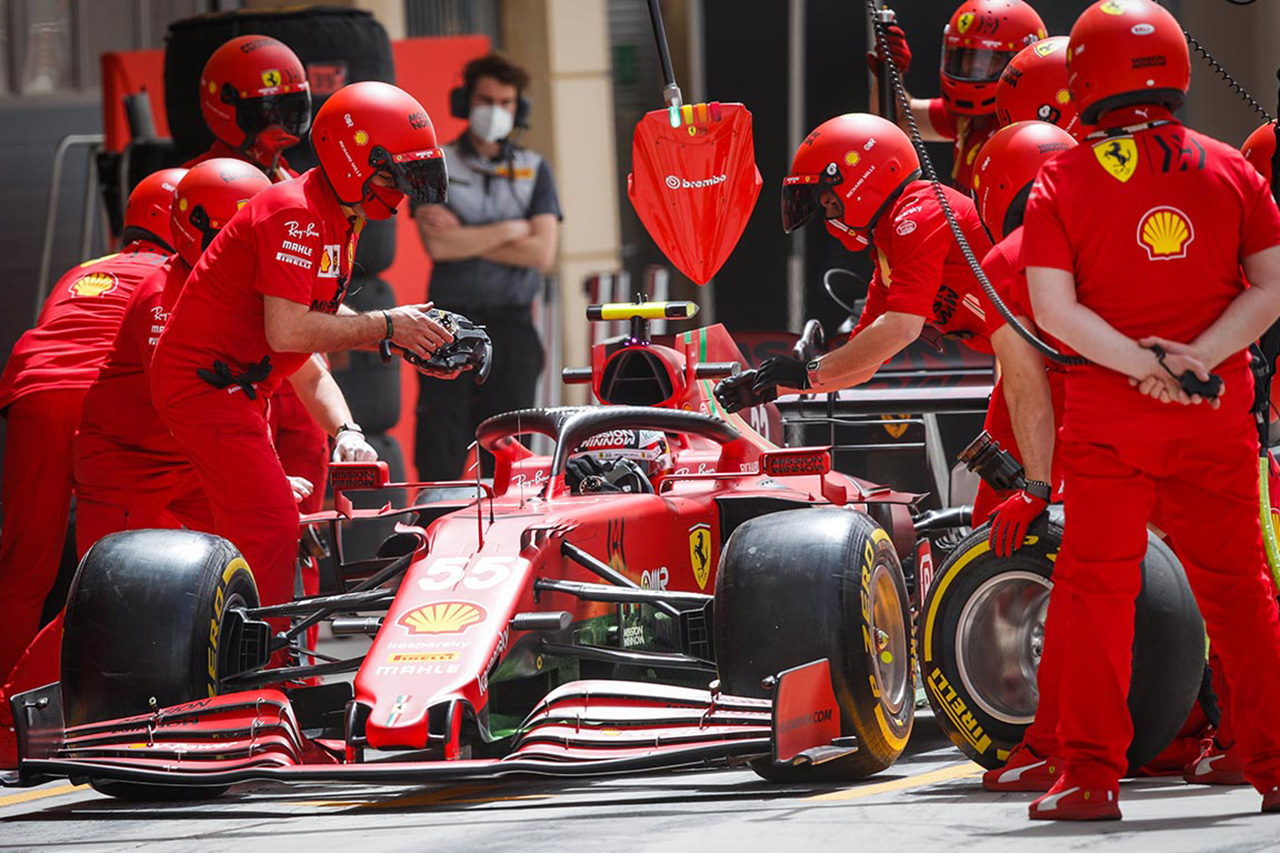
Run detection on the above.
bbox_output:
[422,135,562,309]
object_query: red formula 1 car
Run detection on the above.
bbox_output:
[5,303,925,800]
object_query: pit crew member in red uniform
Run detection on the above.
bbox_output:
[715,114,994,415]
[74,160,273,555]
[993,36,1083,139]
[183,34,333,529]
[870,0,1046,190]
[151,81,455,619]
[0,169,181,680]
[1023,0,1280,820]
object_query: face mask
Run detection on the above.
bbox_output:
[363,182,404,221]
[825,219,869,252]
[469,104,515,143]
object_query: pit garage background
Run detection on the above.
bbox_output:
[0,0,1273,488]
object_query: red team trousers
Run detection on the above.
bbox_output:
[0,388,85,677]
[157,386,300,614]
[1052,423,1280,790]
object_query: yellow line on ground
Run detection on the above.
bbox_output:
[0,784,88,808]
[806,761,983,802]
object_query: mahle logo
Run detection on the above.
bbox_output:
[665,173,727,190]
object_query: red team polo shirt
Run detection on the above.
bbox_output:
[852,181,995,351]
[928,99,1000,192]
[983,225,1063,356]
[0,243,168,410]
[1023,107,1280,443]
[78,257,190,453]
[151,168,361,406]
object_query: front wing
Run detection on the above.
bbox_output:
[6,660,851,791]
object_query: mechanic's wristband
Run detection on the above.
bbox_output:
[335,422,363,439]
[382,310,394,342]
[1024,480,1052,501]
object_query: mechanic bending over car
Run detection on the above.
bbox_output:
[869,0,1047,192]
[150,81,460,629]
[413,52,562,480]
[75,160,278,555]
[0,171,178,682]
[1020,0,1280,820]
[186,35,333,530]
[715,114,1002,482]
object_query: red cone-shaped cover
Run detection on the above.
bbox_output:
[628,102,762,285]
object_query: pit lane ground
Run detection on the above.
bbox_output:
[4,712,1278,853]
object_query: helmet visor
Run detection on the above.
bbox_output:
[378,147,448,205]
[943,47,1018,83]
[236,89,312,143]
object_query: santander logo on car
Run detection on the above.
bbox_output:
[665,173,727,190]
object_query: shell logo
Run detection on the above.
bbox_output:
[70,271,118,298]
[354,130,369,146]
[1055,88,1071,106]
[398,602,486,635]
[1137,206,1194,261]
[844,150,860,167]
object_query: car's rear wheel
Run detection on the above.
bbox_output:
[715,507,913,781]
[62,529,261,800]
[918,509,1205,772]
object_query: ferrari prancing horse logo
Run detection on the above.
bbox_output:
[689,524,712,590]
[1093,137,1138,183]
[957,12,975,34]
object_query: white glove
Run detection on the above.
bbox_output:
[333,428,377,463]
[287,476,314,504]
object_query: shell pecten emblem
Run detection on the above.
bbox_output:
[1137,206,1194,261]
[69,271,119,298]
[399,602,486,635]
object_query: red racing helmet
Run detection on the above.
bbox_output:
[170,158,271,267]
[1242,121,1277,184]
[1067,0,1190,125]
[995,37,1083,138]
[973,121,1076,241]
[783,114,920,250]
[941,0,1046,116]
[200,35,311,156]
[570,429,673,480]
[120,167,187,251]
[311,81,448,215]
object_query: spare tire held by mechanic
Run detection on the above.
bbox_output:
[150,81,460,624]
[0,171,178,681]
[1023,0,1280,821]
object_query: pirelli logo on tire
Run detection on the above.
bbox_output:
[926,668,992,754]
[207,557,253,697]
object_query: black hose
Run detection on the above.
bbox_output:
[646,0,678,92]
[865,1,1085,365]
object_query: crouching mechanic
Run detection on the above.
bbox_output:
[870,0,1046,191]
[75,160,274,554]
[1023,0,1280,819]
[151,81,457,619]
[715,114,995,433]
[0,168,180,681]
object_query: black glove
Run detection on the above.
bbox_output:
[715,369,774,414]
[566,455,610,492]
[753,356,811,394]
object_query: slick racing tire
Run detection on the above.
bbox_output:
[918,508,1204,772]
[715,507,914,781]
[62,530,260,800]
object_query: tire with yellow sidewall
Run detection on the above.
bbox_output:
[918,508,1203,772]
[62,530,259,800]
[714,507,914,781]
